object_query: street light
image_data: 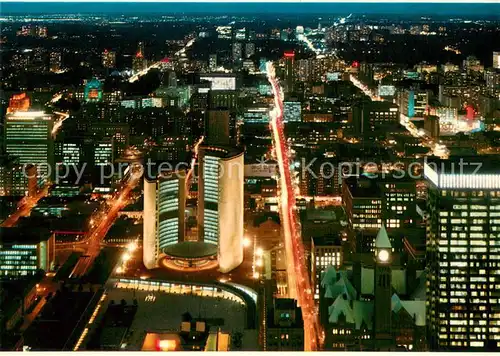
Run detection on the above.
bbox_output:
[256,247,263,257]
[127,241,138,252]
[242,237,251,248]
[122,253,131,262]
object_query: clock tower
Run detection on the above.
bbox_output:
[373,225,393,349]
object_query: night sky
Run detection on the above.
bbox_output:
[1,2,499,17]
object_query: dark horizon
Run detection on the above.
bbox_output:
[1,2,499,17]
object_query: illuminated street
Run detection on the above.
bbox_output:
[266,62,323,351]
[69,166,142,278]
[1,183,51,228]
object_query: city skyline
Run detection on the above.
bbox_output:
[1,1,499,352]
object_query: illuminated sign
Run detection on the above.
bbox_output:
[199,75,236,91]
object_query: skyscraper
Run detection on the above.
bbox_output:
[5,111,54,179]
[425,158,500,350]
[132,42,147,73]
[102,49,116,68]
[283,51,295,93]
[143,169,187,269]
[493,51,500,70]
[205,109,230,146]
[197,145,244,272]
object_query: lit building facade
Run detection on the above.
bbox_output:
[0,228,55,277]
[5,111,54,179]
[94,140,114,166]
[198,145,244,272]
[397,89,430,118]
[283,101,301,122]
[102,49,116,68]
[283,51,295,93]
[425,159,500,351]
[493,52,500,70]
[311,236,343,300]
[143,170,187,269]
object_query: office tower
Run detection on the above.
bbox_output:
[245,42,255,58]
[381,178,417,230]
[343,175,417,232]
[397,89,430,118]
[208,90,237,111]
[0,227,55,277]
[493,52,500,70]
[232,42,243,63]
[205,109,230,146]
[55,142,81,166]
[208,54,217,71]
[283,51,295,93]
[425,158,500,350]
[94,140,113,166]
[352,100,399,137]
[283,101,301,122]
[5,111,54,178]
[49,51,62,72]
[342,176,383,230]
[7,93,30,114]
[265,298,304,351]
[0,156,31,196]
[143,170,187,269]
[198,145,244,272]
[102,49,116,68]
[132,42,147,73]
[311,236,343,300]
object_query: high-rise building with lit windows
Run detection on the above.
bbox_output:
[493,52,500,70]
[0,227,55,277]
[283,51,295,93]
[5,111,54,179]
[198,145,244,272]
[143,169,186,269]
[425,158,500,351]
[311,236,343,300]
[102,49,116,68]
[49,51,62,72]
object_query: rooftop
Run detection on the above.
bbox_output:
[164,242,218,259]
[0,227,53,245]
